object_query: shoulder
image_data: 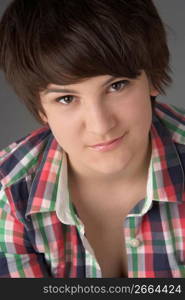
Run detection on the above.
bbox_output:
[154,101,185,171]
[154,101,185,145]
[0,126,52,189]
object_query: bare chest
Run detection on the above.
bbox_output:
[84,222,128,277]
[69,181,146,277]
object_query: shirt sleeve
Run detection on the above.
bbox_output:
[0,188,51,278]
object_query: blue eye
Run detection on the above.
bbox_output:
[110,80,129,92]
[55,95,74,105]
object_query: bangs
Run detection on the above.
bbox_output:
[32,38,144,92]
[11,0,147,92]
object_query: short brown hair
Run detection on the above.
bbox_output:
[0,0,172,124]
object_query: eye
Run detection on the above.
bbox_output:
[55,95,75,105]
[109,80,129,92]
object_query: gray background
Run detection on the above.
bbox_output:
[0,0,185,149]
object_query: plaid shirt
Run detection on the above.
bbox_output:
[0,101,185,278]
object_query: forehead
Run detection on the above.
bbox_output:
[48,75,118,88]
[40,72,149,99]
[42,75,122,95]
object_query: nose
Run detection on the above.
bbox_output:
[83,101,117,135]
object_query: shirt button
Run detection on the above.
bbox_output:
[129,238,141,248]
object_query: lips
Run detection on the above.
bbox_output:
[88,134,125,152]
[90,136,122,147]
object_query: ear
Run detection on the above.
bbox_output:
[39,111,48,124]
[150,89,159,97]
[149,84,159,97]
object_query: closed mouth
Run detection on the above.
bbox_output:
[90,136,122,147]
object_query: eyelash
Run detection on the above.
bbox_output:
[55,79,129,105]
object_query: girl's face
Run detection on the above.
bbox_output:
[39,71,158,179]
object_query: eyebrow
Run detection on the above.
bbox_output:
[43,76,118,95]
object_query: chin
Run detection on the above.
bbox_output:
[93,159,130,177]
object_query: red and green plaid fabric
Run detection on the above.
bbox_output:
[0,101,185,278]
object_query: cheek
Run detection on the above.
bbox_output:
[41,105,80,148]
[134,105,152,135]
[120,96,152,131]
[47,117,80,150]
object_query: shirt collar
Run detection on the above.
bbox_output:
[55,151,77,225]
[25,133,63,217]
[129,111,185,216]
[150,112,184,203]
